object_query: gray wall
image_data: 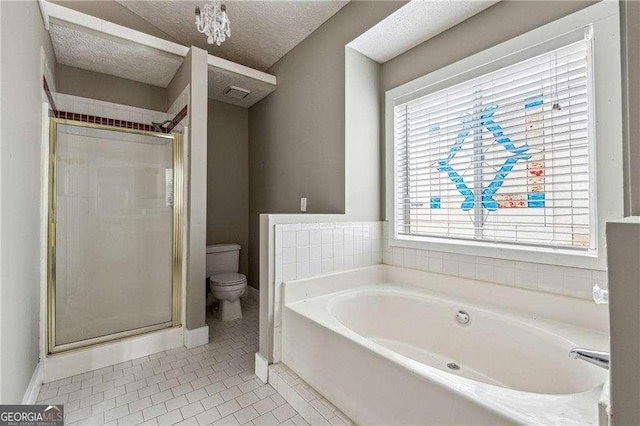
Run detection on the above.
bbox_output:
[621,0,640,216]
[381,1,596,92]
[0,0,56,403]
[607,219,640,425]
[167,56,190,111]
[56,64,168,112]
[248,1,404,287]
[613,3,640,423]
[207,100,250,284]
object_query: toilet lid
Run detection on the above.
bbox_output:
[210,272,246,286]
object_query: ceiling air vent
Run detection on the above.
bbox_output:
[223,85,250,100]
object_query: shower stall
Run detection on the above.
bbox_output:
[47,118,184,354]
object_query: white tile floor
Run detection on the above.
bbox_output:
[37,298,307,426]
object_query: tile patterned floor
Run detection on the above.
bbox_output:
[36,298,307,426]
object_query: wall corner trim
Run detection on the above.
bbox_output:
[184,325,209,349]
[255,352,269,384]
[22,362,44,405]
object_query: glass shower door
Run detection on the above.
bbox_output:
[48,120,183,353]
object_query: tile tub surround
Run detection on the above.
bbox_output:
[36,299,307,426]
[380,222,608,300]
[274,222,383,283]
[272,221,384,362]
[283,265,609,335]
[267,218,606,363]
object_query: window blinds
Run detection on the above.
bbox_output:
[394,37,594,250]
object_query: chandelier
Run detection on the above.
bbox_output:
[195,0,230,46]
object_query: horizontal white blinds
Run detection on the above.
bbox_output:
[394,38,594,250]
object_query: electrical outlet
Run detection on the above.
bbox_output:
[300,197,307,212]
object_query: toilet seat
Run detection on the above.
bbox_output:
[210,272,246,286]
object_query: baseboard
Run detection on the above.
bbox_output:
[255,352,269,383]
[22,362,44,404]
[184,325,209,349]
[248,285,259,302]
[268,363,353,425]
[43,326,184,383]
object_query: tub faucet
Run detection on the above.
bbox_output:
[569,348,609,370]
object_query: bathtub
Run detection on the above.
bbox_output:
[281,266,608,425]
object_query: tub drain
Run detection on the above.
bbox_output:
[447,362,460,370]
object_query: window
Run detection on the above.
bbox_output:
[392,36,595,252]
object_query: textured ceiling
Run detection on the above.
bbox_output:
[50,21,184,87]
[49,0,183,43]
[207,66,276,107]
[349,0,499,64]
[115,0,349,71]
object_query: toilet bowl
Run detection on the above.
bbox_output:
[207,243,246,321]
[210,272,247,321]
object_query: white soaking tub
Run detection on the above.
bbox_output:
[281,266,608,425]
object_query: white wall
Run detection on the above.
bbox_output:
[0,0,56,403]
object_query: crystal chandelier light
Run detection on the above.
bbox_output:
[195,0,230,46]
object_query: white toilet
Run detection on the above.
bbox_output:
[206,243,247,321]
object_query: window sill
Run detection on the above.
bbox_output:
[389,235,605,271]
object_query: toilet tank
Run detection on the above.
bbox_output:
[206,244,241,276]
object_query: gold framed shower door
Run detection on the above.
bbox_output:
[47,118,184,354]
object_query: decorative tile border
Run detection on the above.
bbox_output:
[54,110,162,132]
[53,107,188,134]
[43,75,188,133]
[269,363,353,425]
